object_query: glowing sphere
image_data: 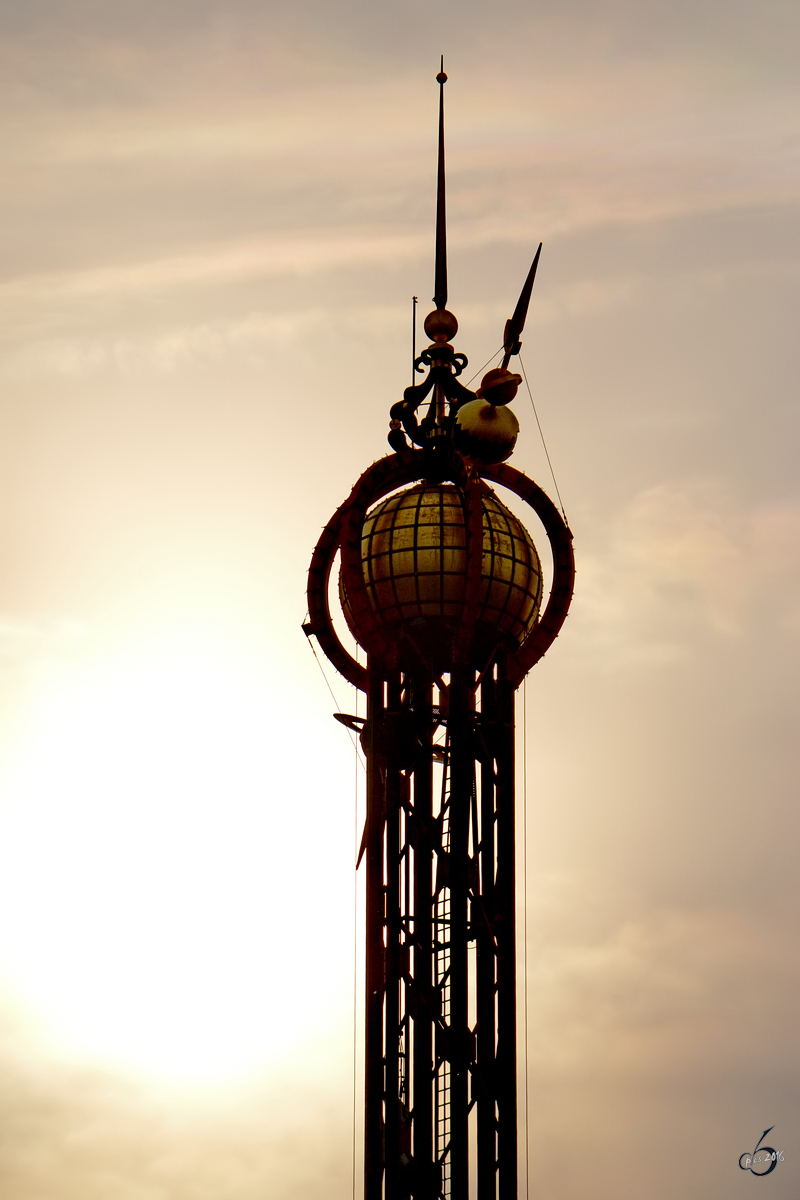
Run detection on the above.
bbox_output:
[342,482,542,670]
[454,399,519,464]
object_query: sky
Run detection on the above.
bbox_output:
[0,0,798,1197]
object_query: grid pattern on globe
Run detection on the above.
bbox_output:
[360,483,542,646]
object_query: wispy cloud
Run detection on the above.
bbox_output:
[571,484,800,664]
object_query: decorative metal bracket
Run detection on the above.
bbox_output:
[388,357,477,450]
[414,346,469,377]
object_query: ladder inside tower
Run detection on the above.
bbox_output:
[433,741,452,1199]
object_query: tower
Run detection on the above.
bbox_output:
[304,65,574,1200]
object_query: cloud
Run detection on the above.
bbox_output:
[0,298,420,377]
[0,4,797,303]
[522,873,800,1199]
[530,879,799,1068]
[0,4,796,1198]
[0,228,430,303]
[0,1016,354,1200]
[570,483,800,665]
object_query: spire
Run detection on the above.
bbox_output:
[501,242,542,368]
[423,59,458,345]
[433,57,448,310]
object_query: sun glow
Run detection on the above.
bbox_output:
[0,626,355,1083]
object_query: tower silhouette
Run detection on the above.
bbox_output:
[304,64,574,1200]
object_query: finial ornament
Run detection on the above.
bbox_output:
[502,241,542,367]
[469,244,543,409]
[386,69,546,471]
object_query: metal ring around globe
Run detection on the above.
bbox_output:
[479,461,575,687]
[306,450,427,692]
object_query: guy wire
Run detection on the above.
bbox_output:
[352,653,359,1200]
[303,616,364,1189]
[523,676,530,1197]
[519,353,569,527]
[464,345,504,388]
[304,620,366,772]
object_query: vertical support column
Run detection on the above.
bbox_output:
[448,664,473,1200]
[412,682,435,1197]
[365,662,387,1200]
[494,660,518,1200]
[476,670,498,1200]
[385,672,403,1200]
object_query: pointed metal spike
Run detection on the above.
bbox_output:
[433,62,448,309]
[502,242,542,363]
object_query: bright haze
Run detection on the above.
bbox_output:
[0,1,797,1198]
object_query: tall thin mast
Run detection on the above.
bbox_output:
[433,58,448,310]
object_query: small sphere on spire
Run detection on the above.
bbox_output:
[424,308,458,343]
[476,367,522,406]
[437,70,447,83]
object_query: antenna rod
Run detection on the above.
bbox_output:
[412,295,418,381]
[433,58,448,310]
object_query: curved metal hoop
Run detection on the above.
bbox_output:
[306,451,426,692]
[479,462,575,688]
[306,451,574,693]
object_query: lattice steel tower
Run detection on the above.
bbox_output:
[304,65,574,1200]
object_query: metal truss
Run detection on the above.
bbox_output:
[363,659,519,1200]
